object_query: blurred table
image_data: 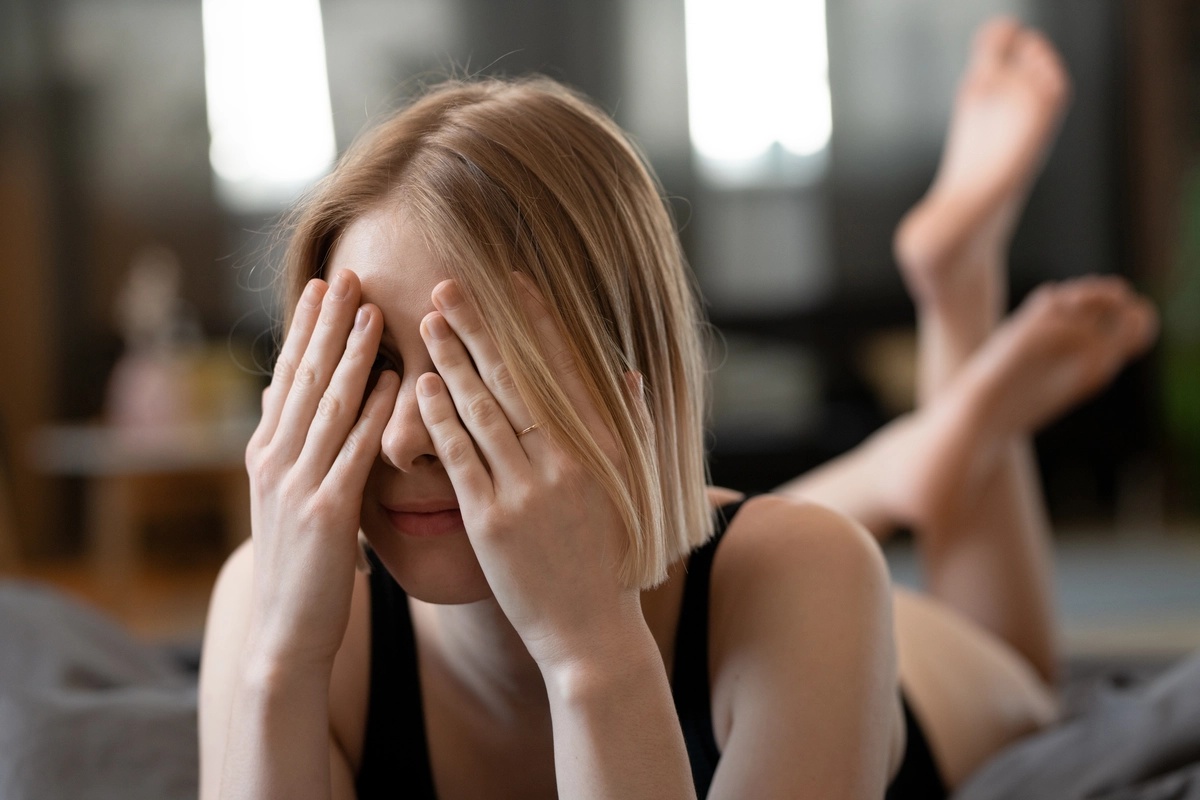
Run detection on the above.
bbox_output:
[28,418,257,595]
[0,460,18,572]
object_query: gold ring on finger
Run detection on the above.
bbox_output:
[516,422,541,438]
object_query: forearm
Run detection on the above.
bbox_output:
[219,651,334,800]
[543,621,696,800]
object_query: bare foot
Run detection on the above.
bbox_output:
[962,276,1158,434]
[894,18,1071,311]
[890,277,1157,531]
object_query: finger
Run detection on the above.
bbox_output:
[274,270,362,462]
[296,303,386,473]
[431,279,531,430]
[421,311,530,477]
[416,372,496,506]
[254,278,328,446]
[325,368,399,494]
[512,272,614,441]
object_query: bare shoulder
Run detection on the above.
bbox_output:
[198,541,372,800]
[704,494,901,799]
[707,492,895,674]
[713,493,889,594]
[706,495,892,669]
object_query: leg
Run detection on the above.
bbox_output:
[773,421,918,540]
[902,275,1156,684]
[895,18,1071,683]
[779,18,1069,543]
[781,19,1154,785]
[895,18,1071,398]
[780,279,1157,547]
[782,278,1157,789]
[892,587,1057,790]
[917,441,1061,683]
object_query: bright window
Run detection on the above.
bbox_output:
[202,0,336,211]
[685,0,831,183]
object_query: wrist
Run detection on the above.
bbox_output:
[539,614,665,706]
[238,637,336,695]
[243,602,343,673]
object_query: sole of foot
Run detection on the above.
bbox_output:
[894,17,1072,310]
[970,275,1158,434]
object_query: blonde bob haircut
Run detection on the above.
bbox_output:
[279,76,712,589]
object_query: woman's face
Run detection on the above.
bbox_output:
[325,203,492,604]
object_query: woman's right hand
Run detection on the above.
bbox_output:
[243,270,399,673]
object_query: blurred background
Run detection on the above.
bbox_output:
[0,0,1197,653]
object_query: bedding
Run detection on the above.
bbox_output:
[1,580,1198,800]
[954,652,1200,800]
[0,582,197,800]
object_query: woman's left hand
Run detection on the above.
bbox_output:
[416,274,644,671]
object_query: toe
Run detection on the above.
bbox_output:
[1057,278,1154,353]
[1125,298,1161,354]
[1063,275,1129,308]
[972,16,1023,68]
[1013,31,1071,100]
[1023,281,1062,314]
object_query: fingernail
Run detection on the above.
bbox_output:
[354,306,369,331]
[418,373,440,396]
[330,273,350,300]
[301,280,324,309]
[435,280,462,309]
[424,314,450,340]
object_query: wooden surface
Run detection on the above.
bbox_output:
[27,418,255,599]
[0,460,18,572]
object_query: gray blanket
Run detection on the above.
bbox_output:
[955,651,1200,800]
[2,580,1199,799]
[0,582,198,800]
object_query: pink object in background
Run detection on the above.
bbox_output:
[105,352,195,429]
[104,245,204,430]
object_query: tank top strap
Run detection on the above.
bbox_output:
[671,497,749,796]
[355,548,438,799]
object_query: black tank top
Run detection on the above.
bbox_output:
[355,500,947,798]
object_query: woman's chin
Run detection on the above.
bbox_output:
[363,527,493,605]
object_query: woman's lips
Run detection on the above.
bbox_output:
[384,507,464,537]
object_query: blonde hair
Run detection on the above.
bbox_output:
[280,77,711,589]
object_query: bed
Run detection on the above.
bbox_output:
[0,582,198,800]
[2,580,1199,799]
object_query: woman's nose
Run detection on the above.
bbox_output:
[379,377,438,471]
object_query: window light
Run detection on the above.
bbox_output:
[685,0,832,184]
[202,0,336,212]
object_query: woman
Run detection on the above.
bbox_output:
[199,18,1158,799]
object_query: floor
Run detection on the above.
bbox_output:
[4,557,221,645]
[885,523,1200,659]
